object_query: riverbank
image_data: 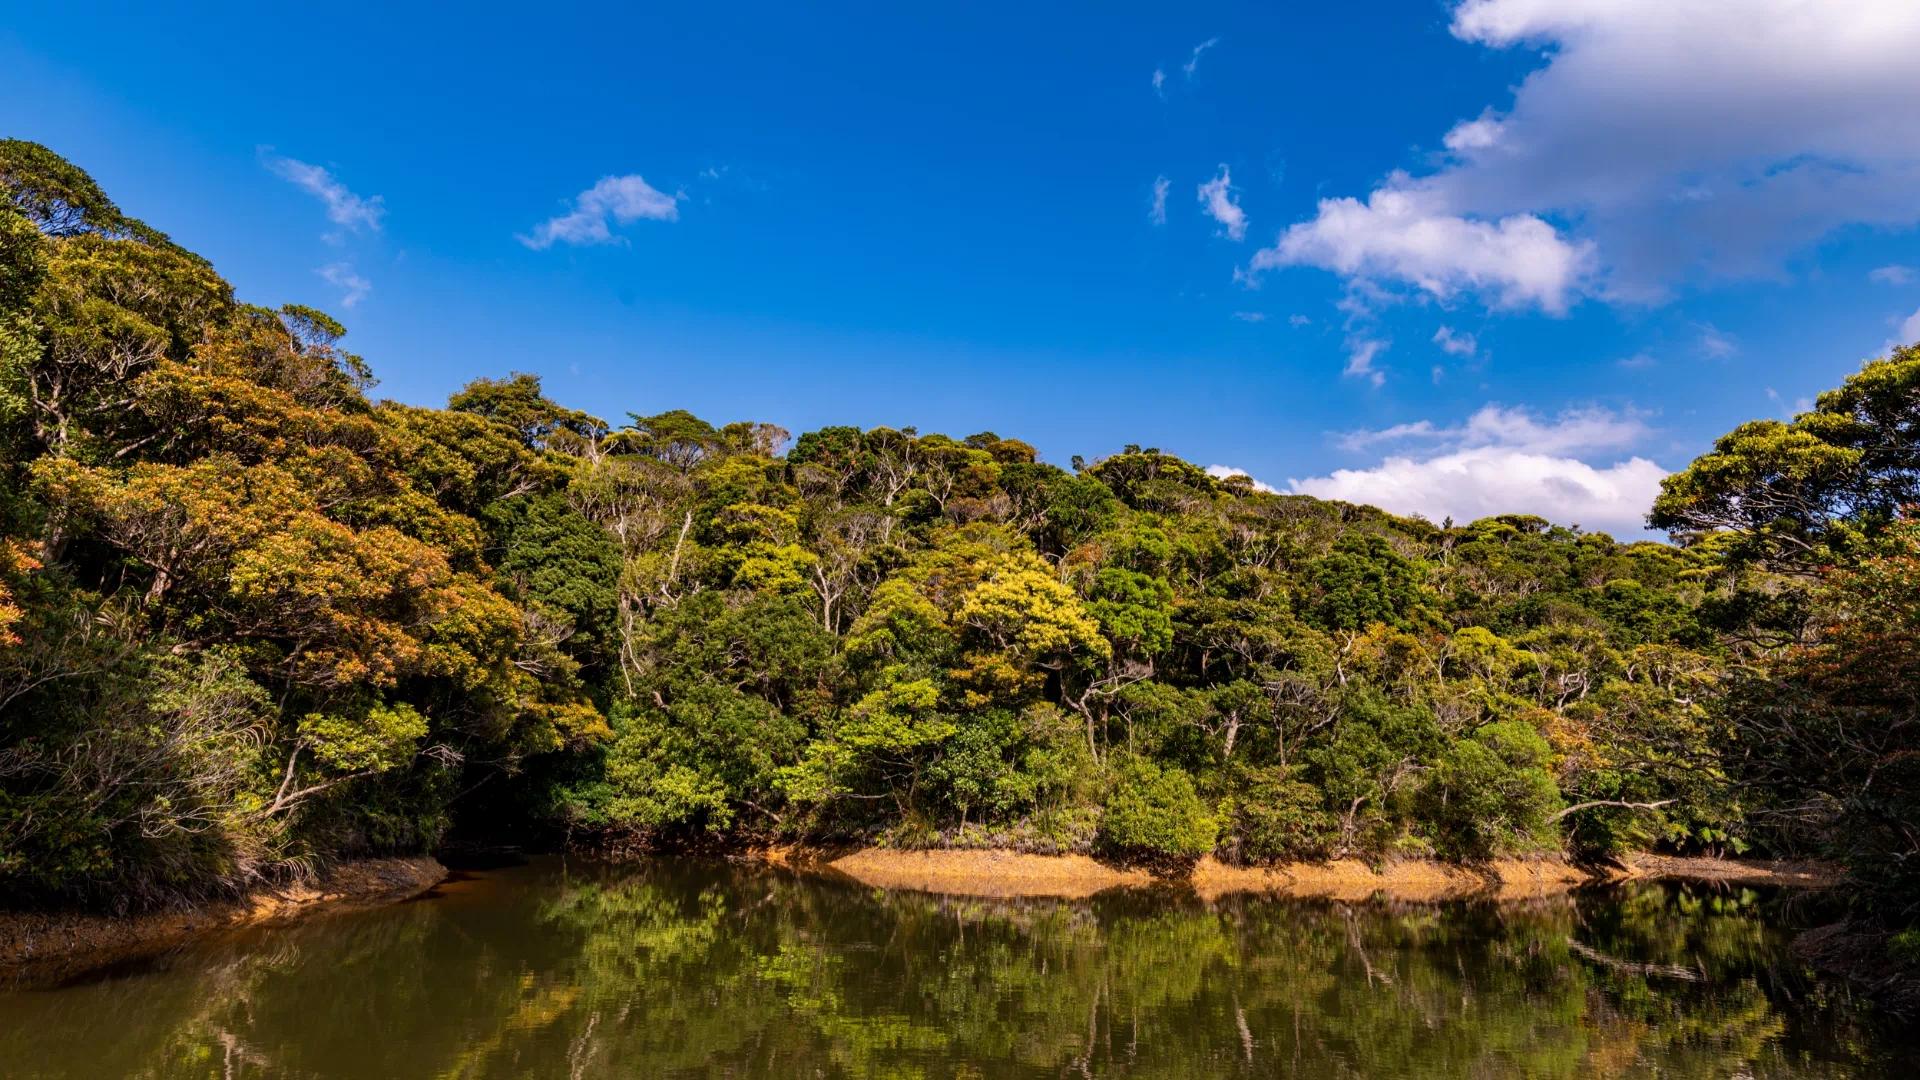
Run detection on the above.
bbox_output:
[757,846,1839,901]
[0,855,446,985]
[0,847,1838,985]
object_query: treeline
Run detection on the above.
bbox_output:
[0,142,1915,921]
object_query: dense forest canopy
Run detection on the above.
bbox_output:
[1,141,1915,925]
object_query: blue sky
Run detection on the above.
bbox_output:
[5,0,1918,536]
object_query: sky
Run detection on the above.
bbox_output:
[5,0,1919,538]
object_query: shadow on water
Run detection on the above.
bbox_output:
[0,856,1912,1079]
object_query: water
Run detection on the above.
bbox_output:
[0,856,1911,1078]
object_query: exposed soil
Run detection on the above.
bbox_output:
[754,845,1839,902]
[1617,853,1840,888]
[0,848,1841,989]
[0,855,446,986]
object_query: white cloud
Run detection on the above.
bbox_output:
[1291,449,1667,536]
[1336,403,1651,455]
[1183,38,1220,77]
[1197,165,1247,241]
[1697,323,1738,359]
[1248,0,1920,309]
[265,156,384,234]
[1898,306,1920,345]
[1232,311,1266,322]
[1294,403,1667,535]
[1618,352,1657,369]
[1152,68,1166,95]
[1871,264,1916,285]
[1205,464,1279,493]
[1149,175,1169,225]
[1345,336,1389,386]
[317,262,371,308]
[1432,325,1477,357]
[520,174,680,250]
[1245,183,1593,311]
[1288,314,1312,327]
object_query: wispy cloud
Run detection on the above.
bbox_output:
[1151,67,1166,96]
[1696,323,1738,359]
[317,262,371,308]
[1182,37,1219,77]
[1345,336,1389,386]
[264,154,385,235]
[1232,311,1266,323]
[1149,175,1169,225]
[1197,165,1247,241]
[520,174,681,250]
[1765,387,1815,417]
[1432,325,1477,358]
[1618,352,1657,369]
[1897,306,1920,346]
[1335,404,1651,456]
[1871,264,1916,285]
[1288,314,1311,327]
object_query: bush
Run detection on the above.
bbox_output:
[1097,759,1218,862]
[1233,767,1338,863]
[1417,722,1563,861]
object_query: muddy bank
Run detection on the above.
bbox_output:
[0,855,446,985]
[1620,853,1838,889]
[757,845,1837,902]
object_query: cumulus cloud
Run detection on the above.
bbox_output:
[1205,465,1279,493]
[317,262,371,307]
[1291,450,1667,536]
[1245,183,1593,311]
[1432,325,1477,357]
[520,174,680,250]
[265,155,384,235]
[1871,264,1916,285]
[1247,0,1920,309]
[1183,37,1220,77]
[1149,175,1169,225]
[1197,165,1247,241]
[1292,403,1667,535]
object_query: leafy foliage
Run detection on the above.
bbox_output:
[3,142,1917,915]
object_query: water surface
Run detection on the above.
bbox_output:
[1,856,1910,1078]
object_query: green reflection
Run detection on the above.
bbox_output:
[0,859,1909,1078]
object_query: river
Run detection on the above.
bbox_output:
[1,856,1912,1077]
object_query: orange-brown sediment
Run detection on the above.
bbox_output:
[0,855,446,984]
[752,845,1837,901]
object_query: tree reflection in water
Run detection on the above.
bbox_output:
[0,858,1908,1079]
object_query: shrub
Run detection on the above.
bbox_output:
[1098,759,1218,862]
[1417,722,1563,861]
[1233,767,1338,863]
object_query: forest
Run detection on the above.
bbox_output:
[0,140,1915,935]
